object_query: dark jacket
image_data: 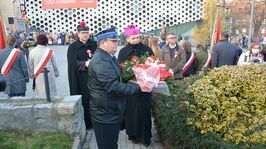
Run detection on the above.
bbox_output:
[183,52,197,77]
[160,43,186,79]
[67,38,97,129]
[211,40,239,68]
[67,39,97,95]
[118,43,154,63]
[0,46,29,94]
[88,48,140,124]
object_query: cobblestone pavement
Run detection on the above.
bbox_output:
[0,45,164,148]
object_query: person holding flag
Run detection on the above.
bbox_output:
[0,34,29,97]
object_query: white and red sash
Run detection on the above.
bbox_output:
[34,48,53,78]
[1,48,20,77]
[182,52,196,74]
[204,52,212,68]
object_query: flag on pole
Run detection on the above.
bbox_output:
[0,19,5,50]
[204,9,221,68]
[214,12,222,44]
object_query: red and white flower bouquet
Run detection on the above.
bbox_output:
[120,53,173,96]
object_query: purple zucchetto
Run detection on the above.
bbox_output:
[124,25,141,37]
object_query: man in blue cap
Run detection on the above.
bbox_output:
[87,27,146,149]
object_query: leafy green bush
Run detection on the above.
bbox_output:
[153,65,266,148]
[186,65,266,144]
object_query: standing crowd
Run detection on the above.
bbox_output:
[0,21,266,149]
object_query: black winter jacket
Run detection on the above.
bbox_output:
[88,48,141,124]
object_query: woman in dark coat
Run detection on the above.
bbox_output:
[67,22,97,129]
[118,25,154,147]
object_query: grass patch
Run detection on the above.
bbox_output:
[0,130,74,149]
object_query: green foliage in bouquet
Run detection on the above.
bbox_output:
[120,52,150,83]
[29,40,37,47]
[22,40,36,49]
[186,65,266,144]
[22,41,31,49]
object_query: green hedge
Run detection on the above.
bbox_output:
[153,65,266,149]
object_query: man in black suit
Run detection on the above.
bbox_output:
[212,32,239,68]
[87,27,146,149]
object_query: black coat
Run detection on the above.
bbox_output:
[183,52,197,77]
[67,39,97,129]
[67,39,97,95]
[88,48,141,124]
[118,43,154,63]
[118,43,154,141]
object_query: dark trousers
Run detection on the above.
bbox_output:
[8,92,25,98]
[93,122,120,149]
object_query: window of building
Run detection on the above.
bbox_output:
[236,20,240,25]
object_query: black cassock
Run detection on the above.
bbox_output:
[67,39,97,129]
[118,43,154,142]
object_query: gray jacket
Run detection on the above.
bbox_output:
[0,46,29,94]
[211,40,239,68]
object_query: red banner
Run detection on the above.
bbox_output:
[0,20,5,50]
[42,0,97,9]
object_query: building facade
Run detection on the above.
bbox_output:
[1,0,205,34]
[224,0,266,37]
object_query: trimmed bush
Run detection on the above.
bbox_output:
[186,65,266,144]
[153,65,266,148]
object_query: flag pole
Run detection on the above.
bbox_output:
[210,0,220,53]
[204,0,220,69]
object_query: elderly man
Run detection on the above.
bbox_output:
[67,22,97,129]
[118,25,154,146]
[88,27,146,149]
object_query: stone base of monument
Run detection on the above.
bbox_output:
[0,95,86,149]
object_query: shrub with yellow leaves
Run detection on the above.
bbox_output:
[186,65,266,144]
